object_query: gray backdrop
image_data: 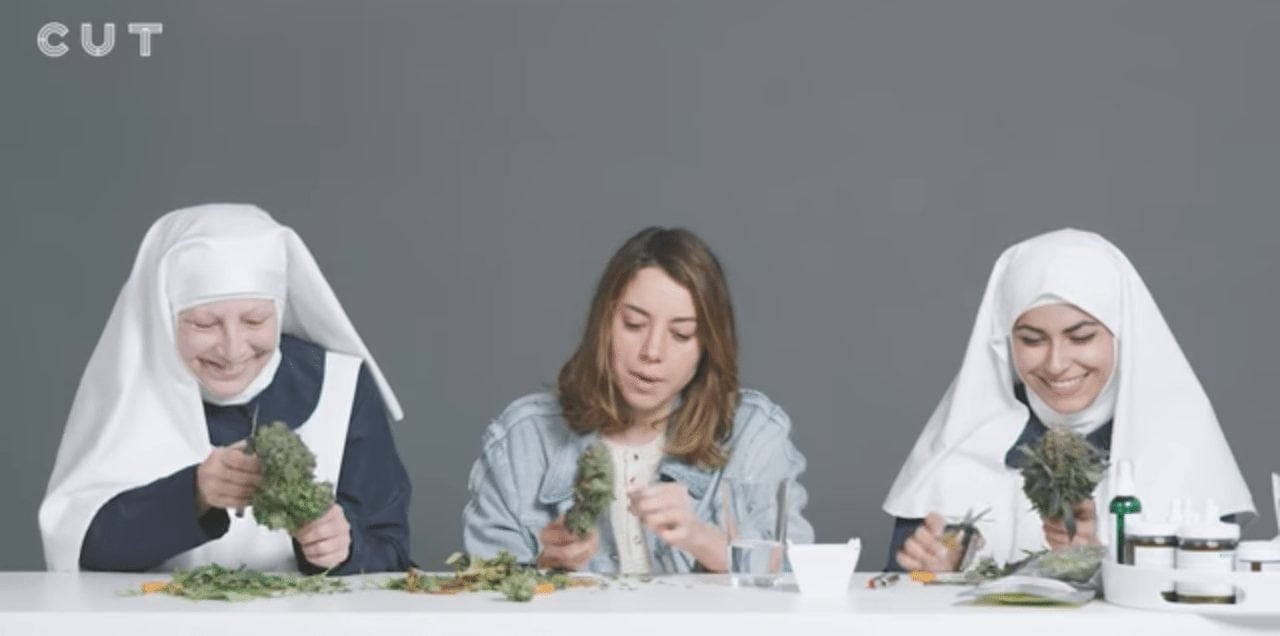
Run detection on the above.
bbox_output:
[2,0,1277,571]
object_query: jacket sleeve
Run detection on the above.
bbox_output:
[723,399,815,545]
[462,420,541,564]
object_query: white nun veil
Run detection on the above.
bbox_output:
[39,203,403,571]
[883,228,1254,562]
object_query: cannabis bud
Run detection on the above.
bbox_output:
[563,442,614,538]
[1019,427,1108,539]
[496,568,538,602]
[250,422,335,532]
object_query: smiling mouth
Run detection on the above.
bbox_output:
[200,358,255,378]
[1040,373,1088,392]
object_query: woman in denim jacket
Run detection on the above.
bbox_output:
[464,227,813,575]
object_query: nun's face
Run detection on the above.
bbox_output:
[609,267,702,427]
[1011,303,1115,414]
[175,298,279,399]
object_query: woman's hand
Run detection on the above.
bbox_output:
[195,441,262,516]
[1043,499,1102,549]
[292,504,353,569]
[895,512,965,572]
[629,482,727,572]
[537,516,600,571]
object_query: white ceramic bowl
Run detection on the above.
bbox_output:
[787,539,861,598]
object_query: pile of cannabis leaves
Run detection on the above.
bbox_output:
[383,443,612,603]
[251,422,334,531]
[385,551,596,602]
[137,564,347,601]
[128,426,342,602]
[1019,427,1108,539]
[564,442,614,537]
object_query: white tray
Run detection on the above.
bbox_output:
[1102,561,1280,614]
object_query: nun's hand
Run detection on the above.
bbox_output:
[896,512,964,572]
[1042,499,1102,550]
[195,441,263,516]
[293,504,352,569]
[536,516,599,571]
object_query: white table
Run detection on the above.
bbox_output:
[1,572,1276,635]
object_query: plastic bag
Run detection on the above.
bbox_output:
[958,546,1104,607]
[960,575,1096,606]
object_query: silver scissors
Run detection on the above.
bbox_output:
[234,404,259,519]
[942,507,991,571]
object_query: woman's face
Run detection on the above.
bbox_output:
[1011,303,1115,414]
[609,267,703,426]
[175,298,279,399]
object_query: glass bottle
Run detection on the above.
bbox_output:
[1109,460,1142,564]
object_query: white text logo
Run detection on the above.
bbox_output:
[37,22,164,58]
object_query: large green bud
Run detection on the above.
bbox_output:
[1019,427,1108,539]
[250,422,335,532]
[564,442,615,538]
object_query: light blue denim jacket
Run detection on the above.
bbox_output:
[463,389,814,574]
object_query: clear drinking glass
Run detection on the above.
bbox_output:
[721,477,790,587]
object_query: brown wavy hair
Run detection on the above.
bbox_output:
[557,227,740,469]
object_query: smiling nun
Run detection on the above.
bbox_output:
[883,228,1254,572]
[39,204,412,574]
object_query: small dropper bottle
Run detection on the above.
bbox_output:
[1109,460,1142,563]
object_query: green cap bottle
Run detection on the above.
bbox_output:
[1109,459,1142,563]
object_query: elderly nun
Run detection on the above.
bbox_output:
[39,204,412,574]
